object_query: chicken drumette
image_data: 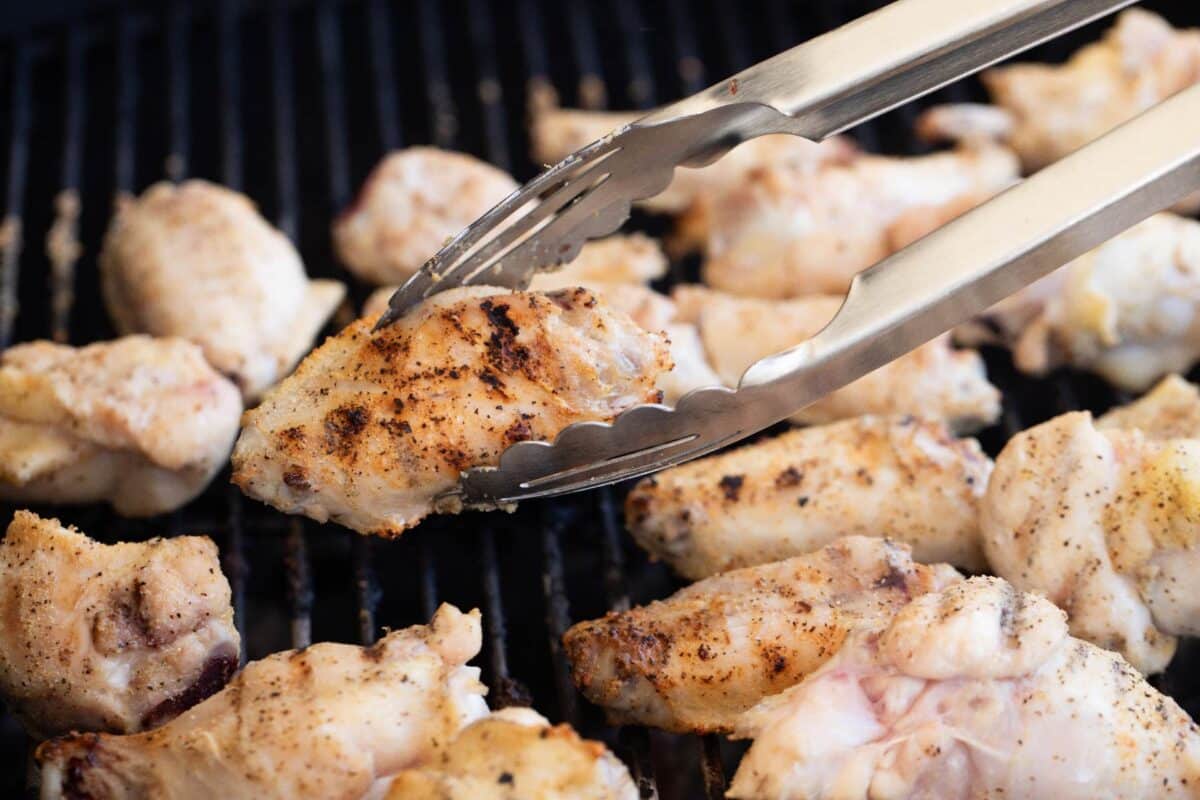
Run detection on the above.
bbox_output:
[38,604,488,800]
[0,511,238,739]
[626,415,992,579]
[729,577,1200,799]
[564,536,960,733]
[101,180,345,399]
[0,335,241,516]
[233,287,670,535]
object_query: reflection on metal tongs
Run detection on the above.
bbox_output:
[375,0,1200,510]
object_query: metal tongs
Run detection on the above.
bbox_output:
[376,0,1200,510]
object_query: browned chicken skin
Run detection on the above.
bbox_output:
[37,603,488,800]
[563,536,960,734]
[233,286,670,535]
[0,511,238,739]
[383,707,637,799]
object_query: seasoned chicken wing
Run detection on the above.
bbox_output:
[563,536,960,733]
[728,577,1200,800]
[37,603,488,800]
[0,511,238,739]
[957,214,1200,392]
[626,416,992,579]
[333,147,519,285]
[982,406,1200,674]
[0,336,241,516]
[701,144,1018,297]
[674,287,1001,431]
[1097,374,1200,439]
[921,10,1200,175]
[529,105,856,218]
[234,287,670,535]
[101,180,345,399]
[383,707,637,800]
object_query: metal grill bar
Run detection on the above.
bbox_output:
[316,1,351,209]
[465,0,512,172]
[540,507,580,725]
[765,0,801,51]
[666,0,705,96]
[480,527,517,702]
[286,520,315,648]
[114,12,137,195]
[354,536,380,643]
[218,0,243,190]
[50,28,85,344]
[516,0,557,116]
[366,0,400,151]
[166,3,189,180]
[417,0,456,148]
[614,0,655,109]
[225,478,249,665]
[0,44,31,350]
[563,0,605,109]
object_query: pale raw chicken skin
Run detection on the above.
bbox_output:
[101,180,345,400]
[701,144,1018,297]
[383,707,637,800]
[673,287,1001,431]
[333,147,519,284]
[983,406,1200,673]
[529,105,856,219]
[563,536,960,733]
[957,214,1200,392]
[921,10,1200,175]
[233,287,670,535]
[729,577,1200,800]
[626,416,992,579]
[0,336,241,516]
[37,604,489,800]
[0,511,238,739]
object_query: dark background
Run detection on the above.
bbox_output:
[0,1,1197,797]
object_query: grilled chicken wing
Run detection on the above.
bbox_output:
[1097,374,1200,439]
[729,576,1200,799]
[101,180,344,400]
[383,707,637,800]
[957,213,1200,392]
[333,147,519,285]
[233,287,670,535]
[921,9,1200,177]
[673,287,1001,431]
[563,536,960,733]
[0,511,237,740]
[0,336,241,516]
[701,144,1018,298]
[626,416,992,579]
[37,603,488,800]
[982,404,1200,674]
[529,105,856,220]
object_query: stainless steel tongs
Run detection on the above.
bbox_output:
[375,0,1200,510]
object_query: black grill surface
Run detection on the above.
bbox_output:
[0,2,1198,797]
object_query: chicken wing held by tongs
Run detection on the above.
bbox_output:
[377,0,1200,510]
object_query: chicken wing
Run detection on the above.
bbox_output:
[921,9,1200,176]
[626,416,991,579]
[529,105,856,219]
[728,576,1200,799]
[1097,374,1200,439]
[982,406,1200,674]
[37,603,488,800]
[101,180,345,399]
[233,287,670,535]
[563,536,960,733]
[383,707,637,800]
[701,143,1018,298]
[673,287,1001,431]
[0,511,238,739]
[956,213,1200,392]
[333,147,519,285]
[0,336,241,516]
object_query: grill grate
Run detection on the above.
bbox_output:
[0,2,1197,798]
